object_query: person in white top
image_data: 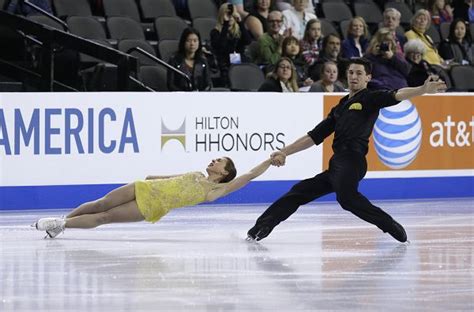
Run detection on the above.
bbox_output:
[280,0,317,40]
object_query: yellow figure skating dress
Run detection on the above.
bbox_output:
[135,172,214,223]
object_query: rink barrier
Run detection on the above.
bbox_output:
[0,176,472,210]
[0,92,472,210]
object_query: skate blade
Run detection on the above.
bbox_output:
[245,235,256,242]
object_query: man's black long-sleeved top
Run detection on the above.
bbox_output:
[308,89,400,155]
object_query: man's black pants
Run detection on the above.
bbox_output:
[253,151,395,233]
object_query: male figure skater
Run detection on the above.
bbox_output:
[247,58,447,242]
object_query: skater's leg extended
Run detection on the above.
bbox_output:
[248,172,332,241]
[66,200,144,229]
[67,183,136,218]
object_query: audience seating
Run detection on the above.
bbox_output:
[139,65,168,91]
[187,0,217,20]
[450,65,474,91]
[321,2,353,24]
[228,63,265,91]
[155,16,188,41]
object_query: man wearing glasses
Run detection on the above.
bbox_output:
[256,11,286,66]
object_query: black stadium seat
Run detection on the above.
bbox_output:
[139,0,177,20]
[155,16,188,41]
[107,16,145,40]
[53,0,92,19]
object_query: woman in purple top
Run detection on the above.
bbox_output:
[365,28,410,90]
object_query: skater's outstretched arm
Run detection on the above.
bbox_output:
[395,75,447,101]
[206,159,273,201]
[270,134,316,167]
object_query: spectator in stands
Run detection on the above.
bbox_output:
[300,19,323,67]
[211,3,252,87]
[404,39,437,87]
[310,33,346,83]
[276,0,316,14]
[452,0,472,21]
[427,0,453,27]
[172,0,190,20]
[439,18,473,64]
[341,16,369,59]
[245,0,276,40]
[7,0,52,16]
[281,35,313,87]
[256,10,285,66]
[229,0,249,19]
[365,28,410,90]
[309,61,345,92]
[168,28,212,91]
[280,0,317,40]
[382,8,407,55]
[405,9,445,65]
[258,57,299,91]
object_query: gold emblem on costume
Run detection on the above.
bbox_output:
[349,103,363,110]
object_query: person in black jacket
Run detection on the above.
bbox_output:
[438,18,473,65]
[167,28,212,91]
[247,58,447,243]
[210,3,252,87]
[258,57,299,92]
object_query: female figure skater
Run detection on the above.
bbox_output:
[34,157,272,238]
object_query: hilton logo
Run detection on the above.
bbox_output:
[161,118,186,150]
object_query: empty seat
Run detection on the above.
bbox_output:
[157,39,179,62]
[139,0,176,20]
[425,24,441,46]
[192,17,216,43]
[53,0,92,19]
[319,18,338,37]
[107,16,145,40]
[68,16,107,40]
[139,65,168,91]
[103,0,141,22]
[28,15,66,31]
[450,65,474,91]
[155,16,188,41]
[118,39,157,65]
[228,63,264,91]
[188,0,217,19]
[321,2,352,23]
[354,2,383,25]
[67,16,111,64]
[440,22,450,40]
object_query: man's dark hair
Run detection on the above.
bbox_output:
[347,58,372,75]
[321,33,341,51]
[220,157,237,183]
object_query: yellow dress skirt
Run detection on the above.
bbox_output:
[134,172,210,223]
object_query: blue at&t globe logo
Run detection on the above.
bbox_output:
[373,100,422,169]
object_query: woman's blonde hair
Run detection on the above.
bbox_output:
[367,27,397,54]
[270,57,299,92]
[216,3,241,38]
[347,16,369,38]
[410,9,431,31]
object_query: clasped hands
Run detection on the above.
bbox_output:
[270,151,286,167]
